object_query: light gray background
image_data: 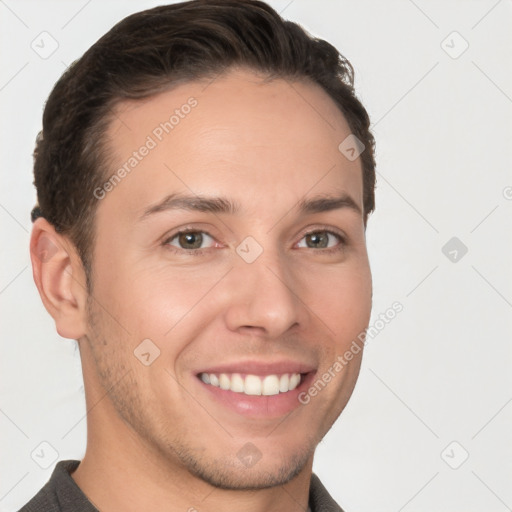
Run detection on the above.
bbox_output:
[1,0,511,511]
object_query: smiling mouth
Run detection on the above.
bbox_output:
[198,372,307,396]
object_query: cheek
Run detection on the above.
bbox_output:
[302,262,372,337]
[94,259,227,349]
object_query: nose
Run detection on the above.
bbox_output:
[221,245,306,339]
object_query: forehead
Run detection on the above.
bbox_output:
[100,67,363,219]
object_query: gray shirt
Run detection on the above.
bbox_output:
[18,459,344,511]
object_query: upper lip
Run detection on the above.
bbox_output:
[196,360,317,376]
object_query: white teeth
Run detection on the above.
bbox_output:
[230,373,245,393]
[244,375,262,395]
[262,375,280,395]
[219,373,230,390]
[289,373,301,390]
[199,372,303,396]
[279,374,289,392]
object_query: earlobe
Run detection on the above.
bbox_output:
[30,218,88,340]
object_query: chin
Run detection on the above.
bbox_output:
[168,440,313,490]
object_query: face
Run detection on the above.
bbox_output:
[82,67,372,489]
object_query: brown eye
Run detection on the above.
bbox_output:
[178,232,203,249]
[305,232,329,248]
[297,230,344,250]
[165,231,215,251]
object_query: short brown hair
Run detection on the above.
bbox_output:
[31,0,376,292]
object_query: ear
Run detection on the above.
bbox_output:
[30,217,89,340]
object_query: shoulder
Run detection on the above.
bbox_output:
[18,483,58,512]
[309,472,346,512]
[18,460,96,512]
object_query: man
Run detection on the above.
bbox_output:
[23,0,376,510]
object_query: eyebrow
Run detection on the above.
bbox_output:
[139,191,362,221]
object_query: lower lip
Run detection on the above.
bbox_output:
[195,372,316,418]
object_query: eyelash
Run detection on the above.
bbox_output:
[162,227,347,256]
